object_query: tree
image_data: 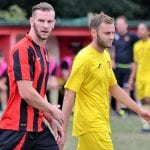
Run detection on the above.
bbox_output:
[0,4,27,21]
[0,0,149,20]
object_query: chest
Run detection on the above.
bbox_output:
[136,44,150,61]
[32,47,49,77]
[87,57,112,83]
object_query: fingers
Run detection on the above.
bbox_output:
[59,143,64,150]
[53,128,58,141]
[142,111,150,122]
[56,125,64,145]
[50,118,65,146]
[57,131,64,145]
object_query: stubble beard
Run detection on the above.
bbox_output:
[33,23,49,41]
[96,34,112,49]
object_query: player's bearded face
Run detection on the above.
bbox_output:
[33,22,50,40]
[95,23,115,49]
[96,33,113,49]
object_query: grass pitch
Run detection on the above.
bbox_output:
[64,114,150,150]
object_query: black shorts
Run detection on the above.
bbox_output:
[114,67,131,88]
[0,127,59,150]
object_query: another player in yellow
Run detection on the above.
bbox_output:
[130,23,150,132]
[61,13,150,150]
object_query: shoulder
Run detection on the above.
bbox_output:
[134,40,142,47]
[128,32,138,40]
[11,37,34,56]
[133,40,143,52]
[73,46,91,68]
[75,46,91,60]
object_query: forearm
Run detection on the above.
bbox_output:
[110,85,142,115]
[128,63,137,84]
[17,80,53,114]
[44,112,53,123]
[24,88,53,113]
[62,89,75,134]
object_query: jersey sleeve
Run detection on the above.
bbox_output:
[109,69,117,86]
[106,52,117,87]
[64,55,89,93]
[12,46,35,81]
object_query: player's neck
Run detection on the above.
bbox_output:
[90,42,104,53]
[142,36,149,41]
[28,31,46,47]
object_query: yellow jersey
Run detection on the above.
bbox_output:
[65,45,117,136]
[134,38,150,81]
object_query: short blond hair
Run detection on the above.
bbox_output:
[32,2,54,16]
[89,12,114,29]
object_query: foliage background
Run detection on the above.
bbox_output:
[0,0,150,20]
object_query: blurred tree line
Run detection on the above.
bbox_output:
[0,0,149,20]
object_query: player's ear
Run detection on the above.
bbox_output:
[29,17,34,26]
[91,29,97,39]
[52,19,56,29]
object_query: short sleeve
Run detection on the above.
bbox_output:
[109,69,117,86]
[12,46,35,81]
[64,56,88,92]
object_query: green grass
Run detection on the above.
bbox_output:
[64,114,150,150]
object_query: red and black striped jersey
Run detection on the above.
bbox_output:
[0,35,49,132]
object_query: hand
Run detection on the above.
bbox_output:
[50,118,64,145]
[138,108,150,122]
[58,135,66,150]
[50,104,64,125]
[43,112,66,150]
[58,126,68,150]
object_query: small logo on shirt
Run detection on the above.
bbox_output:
[107,61,111,68]
[98,64,101,68]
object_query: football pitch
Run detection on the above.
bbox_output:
[64,114,150,150]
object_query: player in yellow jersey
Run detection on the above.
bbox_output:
[129,23,150,132]
[61,13,150,150]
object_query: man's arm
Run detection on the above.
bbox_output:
[109,85,150,121]
[17,80,64,122]
[62,89,75,143]
[128,62,137,90]
[44,112,64,145]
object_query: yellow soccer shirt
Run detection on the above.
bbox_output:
[64,45,117,136]
[134,38,150,82]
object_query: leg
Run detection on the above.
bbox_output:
[136,81,150,132]
[117,68,131,117]
[141,83,150,131]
